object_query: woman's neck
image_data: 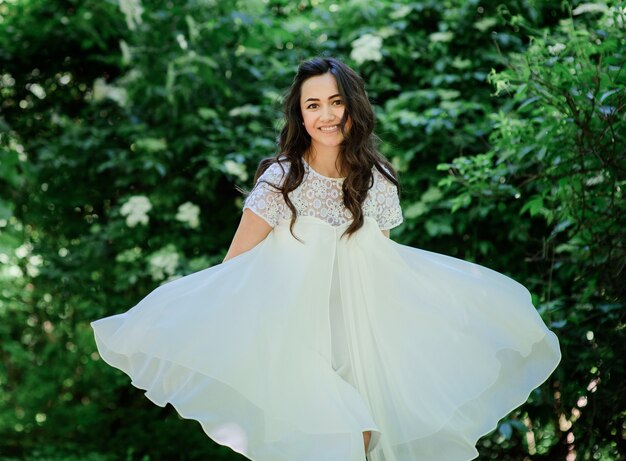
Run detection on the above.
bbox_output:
[304,146,345,178]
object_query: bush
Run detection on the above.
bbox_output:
[1,0,622,459]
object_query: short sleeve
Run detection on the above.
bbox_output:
[375,170,404,231]
[242,162,287,227]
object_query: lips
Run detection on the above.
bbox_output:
[319,125,340,132]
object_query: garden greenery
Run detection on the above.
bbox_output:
[0,0,624,459]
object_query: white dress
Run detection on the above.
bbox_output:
[90,157,561,461]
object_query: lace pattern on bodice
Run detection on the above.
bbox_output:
[242,158,403,230]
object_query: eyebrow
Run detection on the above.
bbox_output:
[303,93,341,103]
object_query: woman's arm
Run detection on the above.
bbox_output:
[223,208,273,263]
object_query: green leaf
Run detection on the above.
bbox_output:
[520,196,544,217]
[134,137,167,153]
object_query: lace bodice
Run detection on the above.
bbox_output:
[242,158,403,230]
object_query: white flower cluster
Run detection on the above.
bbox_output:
[2,243,43,278]
[118,0,144,31]
[547,43,566,55]
[175,202,201,228]
[224,159,249,182]
[120,195,202,229]
[92,78,128,107]
[350,34,383,65]
[572,3,609,15]
[148,244,180,281]
[27,83,46,100]
[26,254,43,277]
[120,195,152,227]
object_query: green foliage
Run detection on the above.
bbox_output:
[439,3,626,459]
[1,0,624,460]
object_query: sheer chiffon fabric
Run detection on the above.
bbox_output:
[91,216,560,461]
[91,159,561,461]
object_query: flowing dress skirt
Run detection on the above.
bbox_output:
[91,216,561,461]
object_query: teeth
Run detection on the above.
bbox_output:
[320,125,338,132]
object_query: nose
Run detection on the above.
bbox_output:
[320,104,336,122]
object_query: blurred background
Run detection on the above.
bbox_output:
[0,0,624,459]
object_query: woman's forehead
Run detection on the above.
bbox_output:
[300,73,339,102]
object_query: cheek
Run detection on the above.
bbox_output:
[302,113,317,133]
[337,106,349,126]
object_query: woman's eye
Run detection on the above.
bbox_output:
[305,100,342,109]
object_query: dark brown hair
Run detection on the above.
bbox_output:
[245,56,400,241]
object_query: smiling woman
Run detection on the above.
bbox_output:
[245,56,400,243]
[91,57,561,461]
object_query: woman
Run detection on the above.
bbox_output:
[91,57,561,461]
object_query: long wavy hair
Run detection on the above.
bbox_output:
[245,56,401,241]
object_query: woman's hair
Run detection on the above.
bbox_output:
[246,56,400,240]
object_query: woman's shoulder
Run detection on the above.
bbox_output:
[372,161,399,189]
[254,155,292,183]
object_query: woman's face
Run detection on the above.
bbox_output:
[299,72,351,152]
